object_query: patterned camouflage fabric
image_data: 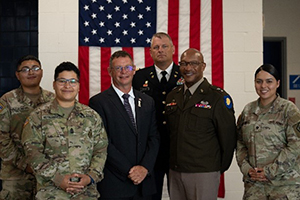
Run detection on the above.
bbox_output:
[236,95,300,199]
[0,86,54,199]
[22,99,108,199]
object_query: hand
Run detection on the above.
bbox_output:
[248,168,268,182]
[60,174,90,195]
[128,165,148,185]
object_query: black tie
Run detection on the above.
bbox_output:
[122,94,137,130]
[184,89,191,106]
[160,71,167,85]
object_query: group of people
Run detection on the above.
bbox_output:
[0,31,299,200]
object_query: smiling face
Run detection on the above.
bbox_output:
[109,56,136,93]
[179,49,206,88]
[53,70,79,107]
[255,70,280,106]
[15,60,43,90]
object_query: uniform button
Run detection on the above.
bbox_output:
[162,91,166,95]
[163,121,167,125]
[70,128,74,133]
[162,101,166,104]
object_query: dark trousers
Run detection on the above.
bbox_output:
[152,169,169,200]
[100,193,151,200]
[100,185,152,200]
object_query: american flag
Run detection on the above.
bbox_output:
[78,0,223,104]
[79,0,225,197]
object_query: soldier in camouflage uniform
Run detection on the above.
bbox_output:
[0,55,55,200]
[21,62,108,200]
[236,64,300,199]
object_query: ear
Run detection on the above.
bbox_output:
[15,71,20,81]
[108,67,112,76]
[53,81,55,90]
[149,48,154,58]
[133,65,136,75]
[277,80,280,88]
[202,62,207,71]
[172,45,175,55]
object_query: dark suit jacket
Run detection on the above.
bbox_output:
[132,64,181,170]
[89,86,159,198]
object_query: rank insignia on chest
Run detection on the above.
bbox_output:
[224,95,233,109]
[195,101,211,109]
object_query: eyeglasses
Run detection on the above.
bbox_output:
[112,65,134,72]
[56,78,79,87]
[179,61,203,68]
[17,66,41,73]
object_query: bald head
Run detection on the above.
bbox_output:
[180,48,204,63]
[179,48,206,88]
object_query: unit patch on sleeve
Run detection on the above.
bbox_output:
[224,95,233,109]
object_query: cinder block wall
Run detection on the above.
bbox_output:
[39,0,263,199]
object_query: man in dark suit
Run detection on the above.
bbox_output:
[132,32,182,200]
[89,50,160,200]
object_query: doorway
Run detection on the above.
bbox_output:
[263,37,287,98]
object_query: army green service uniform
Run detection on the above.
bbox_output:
[22,99,108,200]
[165,78,237,174]
[0,86,54,200]
[236,95,300,199]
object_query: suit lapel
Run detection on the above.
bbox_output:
[107,87,137,135]
[146,66,161,89]
[134,91,142,134]
[172,86,185,110]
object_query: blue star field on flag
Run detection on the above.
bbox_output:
[79,0,157,47]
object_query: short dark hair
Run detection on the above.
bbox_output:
[54,61,80,80]
[151,32,174,47]
[16,55,41,71]
[109,50,133,68]
[254,64,280,81]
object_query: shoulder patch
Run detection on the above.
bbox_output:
[224,95,233,109]
[0,102,4,113]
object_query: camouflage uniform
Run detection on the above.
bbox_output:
[0,86,54,200]
[21,99,108,200]
[236,95,300,199]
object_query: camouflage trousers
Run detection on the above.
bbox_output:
[243,181,300,200]
[36,184,99,200]
[0,178,36,200]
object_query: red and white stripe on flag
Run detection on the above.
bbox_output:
[79,0,223,105]
[79,0,224,198]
